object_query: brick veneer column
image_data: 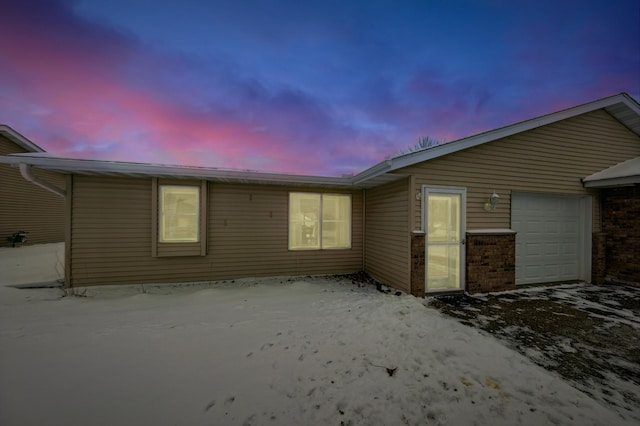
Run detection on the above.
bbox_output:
[410,231,425,297]
[591,232,607,285]
[465,230,516,293]
[602,187,640,285]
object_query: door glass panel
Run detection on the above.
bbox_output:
[428,195,459,242]
[427,245,460,290]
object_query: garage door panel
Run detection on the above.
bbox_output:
[512,193,583,285]
[545,244,559,255]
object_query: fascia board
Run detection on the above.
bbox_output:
[583,176,639,188]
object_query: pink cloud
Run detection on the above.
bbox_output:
[1,1,637,177]
[0,1,379,176]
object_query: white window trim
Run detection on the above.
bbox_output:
[289,192,352,250]
[151,178,207,257]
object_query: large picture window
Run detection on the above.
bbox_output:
[289,193,351,250]
[159,185,200,242]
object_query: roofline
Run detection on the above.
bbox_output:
[0,154,357,188]
[0,125,46,153]
[353,92,640,183]
[583,177,639,188]
[2,93,638,189]
[582,156,640,188]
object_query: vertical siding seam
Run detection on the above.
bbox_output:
[151,178,158,257]
[407,176,414,292]
[200,180,207,256]
[65,174,73,287]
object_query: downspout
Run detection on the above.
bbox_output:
[19,163,66,199]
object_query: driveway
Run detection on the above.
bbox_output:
[429,283,640,421]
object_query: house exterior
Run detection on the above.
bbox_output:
[1,93,638,292]
[359,96,640,295]
[0,125,65,247]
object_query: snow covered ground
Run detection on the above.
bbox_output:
[430,284,640,423]
[0,244,635,425]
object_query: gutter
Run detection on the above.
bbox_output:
[19,163,66,198]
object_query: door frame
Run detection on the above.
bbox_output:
[421,185,467,292]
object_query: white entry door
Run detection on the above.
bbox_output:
[423,186,466,292]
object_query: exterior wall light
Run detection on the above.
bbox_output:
[483,191,500,211]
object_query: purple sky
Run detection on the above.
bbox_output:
[1,0,638,176]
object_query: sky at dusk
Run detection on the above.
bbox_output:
[1,0,638,176]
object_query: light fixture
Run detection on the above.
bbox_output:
[483,191,500,211]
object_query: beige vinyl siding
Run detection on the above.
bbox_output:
[69,176,363,286]
[401,109,640,232]
[0,136,66,246]
[363,178,410,292]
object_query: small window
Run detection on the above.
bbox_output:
[160,185,200,242]
[289,193,351,250]
[152,179,207,257]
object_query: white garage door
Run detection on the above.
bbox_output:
[512,193,586,285]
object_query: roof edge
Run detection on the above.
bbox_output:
[0,154,357,188]
[583,177,639,188]
[353,92,640,182]
[0,125,46,153]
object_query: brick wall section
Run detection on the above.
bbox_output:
[591,232,607,285]
[466,231,516,293]
[410,231,425,297]
[602,187,640,285]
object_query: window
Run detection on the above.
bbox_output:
[152,179,207,257]
[160,185,200,242]
[289,193,351,250]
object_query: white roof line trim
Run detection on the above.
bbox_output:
[0,154,355,187]
[583,177,639,188]
[353,93,640,182]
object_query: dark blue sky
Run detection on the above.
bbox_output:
[1,0,638,175]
